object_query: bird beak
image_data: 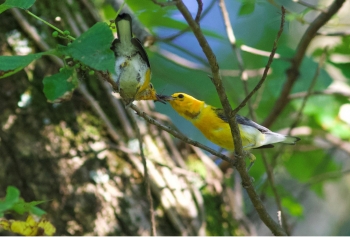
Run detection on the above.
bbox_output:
[155,94,174,104]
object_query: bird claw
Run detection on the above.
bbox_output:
[247,153,256,172]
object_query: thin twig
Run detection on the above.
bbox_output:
[232,6,286,115]
[158,0,216,42]
[25,10,76,41]
[289,89,350,99]
[263,0,346,127]
[194,0,203,24]
[261,50,329,204]
[241,44,282,59]
[127,108,157,236]
[265,43,327,236]
[261,151,291,235]
[175,1,287,235]
[304,169,350,186]
[10,8,63,65]
[289,49,327,131]
[292,0,328,13]
[317,30,350,36]
[151,0,177,7]
[277,211,282,227]
[218,0,254,117]
[150,46,267,78]
[272,48,325,165]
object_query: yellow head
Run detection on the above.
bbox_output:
[134,83,157,101]
[167,93,205,120]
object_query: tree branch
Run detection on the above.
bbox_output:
[263,0,346,127]
[127,108,157,236]
[173,0,287,235]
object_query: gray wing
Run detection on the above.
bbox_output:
[131,38,151,68]
[213,108,275,149]
[213,108,271,133]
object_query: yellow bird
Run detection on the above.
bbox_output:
[110,13,161,105]
[165,93,300,152]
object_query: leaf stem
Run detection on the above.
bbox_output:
[25,10,76,41]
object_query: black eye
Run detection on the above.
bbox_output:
[178,94,184,98]
[149,84,153,89]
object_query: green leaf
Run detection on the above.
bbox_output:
[282,196,304,217]
[238,0,256,16]
[333,36,350,55]
[5,186,20,203]
[329,62,350,79]
[0,54,43,79]
[43,68,78,103]
[58,22,115,73]
[0,0,36,13]
[0,186,20,216]
[29,206,46,216]
[12,199,46,216]
[284,148,340,197]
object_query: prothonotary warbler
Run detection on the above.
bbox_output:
[110,13,162,105]
[165,93,300,153]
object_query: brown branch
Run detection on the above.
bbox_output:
[158,0,215,42]
[263,0,346,127]
[263,48,327,235]
[289,49,327,130]
[174,1,287,235]
[174,0,245,155]
[289,89,350,99]
[127,108,157,236]
[219,6,290,232]
[304,169,350,186]
[194,0,203,24]
[261,151,291,235]
[317,30,350,36]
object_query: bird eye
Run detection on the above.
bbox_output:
[149,84,153,89]
[178,94,184,98]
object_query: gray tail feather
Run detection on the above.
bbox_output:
[264,132,300,146]
[281,135,301,145]
[116,13,132,44]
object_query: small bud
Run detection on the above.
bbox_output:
[52,31,59,37]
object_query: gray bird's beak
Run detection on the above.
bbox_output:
[156,94,174,104]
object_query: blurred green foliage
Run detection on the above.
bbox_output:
[0,186,46,217]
